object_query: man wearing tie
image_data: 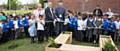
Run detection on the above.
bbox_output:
[45,2,55,39]
[55,1,66,35]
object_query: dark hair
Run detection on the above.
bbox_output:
[89,14,93,18]
[78,12,81,16]
[9,14,13,17]
[103,14,109,17]
[0,12,6,16]
[39,15,44,17]
[82,13,88,18]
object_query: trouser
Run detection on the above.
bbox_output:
[37,30,44,42]
[63,24,69,31]
[86,28,93,42]
[8,28,15,40]
[55,22,64,36]
[93,29,100,42]
[24,26,29,37]
[114,31,119,42]
[116,31,120,42]
[1,32,9,43]
[31,36,35,43]
[77,30,84,41]
[68,27,76,39]
[45,22,55,37]
[110,32,116,41]
[15,29,20,39]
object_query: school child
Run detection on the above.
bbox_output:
[13,16,21,39]
[37,15,45,43]
[114,15,120,42]
[81,13,87,41]
[102,14,110,35]
[65,10,74,31]
[109,16,117,41]
[86,14,95,42]
[28,14,36,43]
[76,13,85,41]
[22,15,29,37]
[68,11,78,39]
[19,15,25,38]
[64,15,69,31]
[1,21,9,43]
[8,15,14,40]
[64,10,72,31]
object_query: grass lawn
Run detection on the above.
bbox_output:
[0,38,47,51]
[0,38,120,51]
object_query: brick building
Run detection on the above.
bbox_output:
[49,0,120,13]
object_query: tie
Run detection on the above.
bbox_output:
[50,8,54,18]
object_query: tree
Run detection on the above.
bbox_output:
[39,0,44,8]
[7,0,19,10]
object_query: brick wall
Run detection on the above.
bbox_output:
[49,0,120,13]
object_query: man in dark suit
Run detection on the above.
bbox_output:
[93,5,103,17]
[45,2,55,39]
[55,2,66,35]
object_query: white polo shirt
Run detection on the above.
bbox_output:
[37,19,45,30]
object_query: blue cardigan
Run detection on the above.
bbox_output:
[68,17,78,30]
[8,19,14,29]
[102,19,110,31]
[22,16,29,27]
[109,22,116,33]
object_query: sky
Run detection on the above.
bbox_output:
[0,0,39,5]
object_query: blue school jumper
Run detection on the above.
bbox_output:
[109,22,117,41]
[68,17,78,30]
[109,22,116,33]
[2,23,9,32]
[22,16,29,37]
[1,23,9,42]
[18,19,23,28]
[22,16,29,27]
[102,19,110,31]
[8,19,14,29]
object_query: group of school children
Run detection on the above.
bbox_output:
[0,12,46,44]
[64,10,120,43]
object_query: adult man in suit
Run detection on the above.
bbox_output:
[45,2,55,39]
[55,2,66,35]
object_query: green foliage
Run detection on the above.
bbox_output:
[62,31,71,34]
[104,41,116,51]
[48,37,61,48]
[7,0,19,10]
[2,10,33,15]
[39,0,44,8]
